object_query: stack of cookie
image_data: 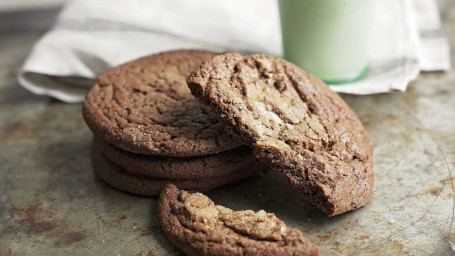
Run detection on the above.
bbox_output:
[83,50,265,196]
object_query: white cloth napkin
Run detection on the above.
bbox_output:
[18,0,451,103]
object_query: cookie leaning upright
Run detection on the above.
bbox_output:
[187,53,374,216]
[83,50,242,157]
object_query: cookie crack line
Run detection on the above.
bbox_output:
[159,184,319,256]
[283,64,335,157]
[231,56,330,156]
[172,202,283,244]
[187,52,374,216]
[284,63,370,163]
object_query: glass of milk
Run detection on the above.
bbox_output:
[278,0,372,84]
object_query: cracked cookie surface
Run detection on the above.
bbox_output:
[187,53,374,216]
[83,50,242,157]
[159,184,319,256]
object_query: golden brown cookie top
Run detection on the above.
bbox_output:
[187,53,374,216]
[83,50,242,157]
[159,184,319,256]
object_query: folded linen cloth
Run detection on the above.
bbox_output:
[18,0,451,103]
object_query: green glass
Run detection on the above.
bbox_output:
[278,0,372,84]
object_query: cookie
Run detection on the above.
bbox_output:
[83,50,242,157]
[159,184,319,256]
[95,137,261,179]
[91,145,264,196]
[187,53,374,216]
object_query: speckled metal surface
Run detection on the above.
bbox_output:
[1,3,455,256]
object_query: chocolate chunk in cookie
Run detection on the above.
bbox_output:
[187,53,374,216]
[83,50,242,157]
[159,184,319,256]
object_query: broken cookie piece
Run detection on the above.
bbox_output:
[159,184,319,256]
[187,53,374,216]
